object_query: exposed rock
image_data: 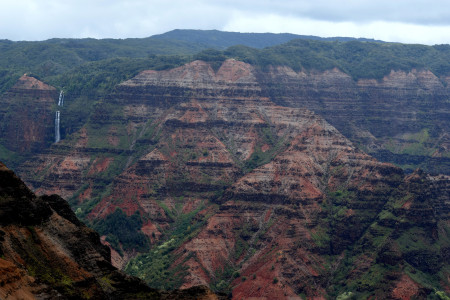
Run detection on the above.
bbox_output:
[261,66,450,174]
[7,59,450,299]
[0,75,57,154]
[0,161,225,299]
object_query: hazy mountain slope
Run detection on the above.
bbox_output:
[152,29,383,49]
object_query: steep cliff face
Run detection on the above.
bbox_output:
[0,161,225,300]
[0,75,57,156]
[0,161,158,299]
[262,67,450,174]
[11,59,450,299]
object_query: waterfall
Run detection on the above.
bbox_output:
[55,90,64,143]
[58,90,64,106]
[55,111,60,143]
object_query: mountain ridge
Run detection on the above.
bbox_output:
[151,29,385,49]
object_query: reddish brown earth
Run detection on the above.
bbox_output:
[262,66,450,174]
[391,274,421,300]
[0,161,226,300]
[11,60,450,299]
[0,258,36,300]
[0,161,157,299]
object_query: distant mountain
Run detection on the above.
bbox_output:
[0,37,203,87]
[151,29,384,49]
[0,29,385,94]
[0,29,446,97]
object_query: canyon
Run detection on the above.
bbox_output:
[0,161,224,299]
[260,66,449,174]
[0,57,449,299]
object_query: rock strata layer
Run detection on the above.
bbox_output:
[8,59,450,299]
[0,75,57,154]
[0,161,225,300]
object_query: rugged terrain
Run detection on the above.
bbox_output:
[0,161,225,299]
[3,59,447,299]
[0,74,58,159]
[261,66,450,174]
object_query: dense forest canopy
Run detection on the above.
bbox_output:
[1,31,449,97]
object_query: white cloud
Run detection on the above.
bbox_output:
[223,13,450,45]
[220,0,450,26]
[0,0,449,44]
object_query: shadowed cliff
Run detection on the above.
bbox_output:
[0,161,225,300]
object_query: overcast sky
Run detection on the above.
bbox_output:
[1,0,449,45]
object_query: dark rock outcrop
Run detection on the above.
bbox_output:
[0,161,224,300]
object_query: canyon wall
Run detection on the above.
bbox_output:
[260,67,449,174]
[0,161,225,299]
[0,75,57,155]
[10,60,449,299]
[0,59,448,298]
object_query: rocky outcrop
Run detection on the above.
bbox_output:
[0,161,225,299]
[0,75,57,154]
[0,161,155,299]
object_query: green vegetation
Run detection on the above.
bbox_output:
[193,49,227,71]
[0,143,25,166]
[324,173,450,299]
[125,204,209,289]
[93,208,149,252]
[0,69,21,94]
[47,55,188,97]
[384,128,435,157]
[225,40,450,79]
[336,292,355,300]
[210,263,239,295]
[243,126,288,172]
[125,237,190,290]
[153,29,382,50]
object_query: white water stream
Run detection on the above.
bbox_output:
[55,111,60,143]
[58,90,64,106]
[55,90,64,143]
